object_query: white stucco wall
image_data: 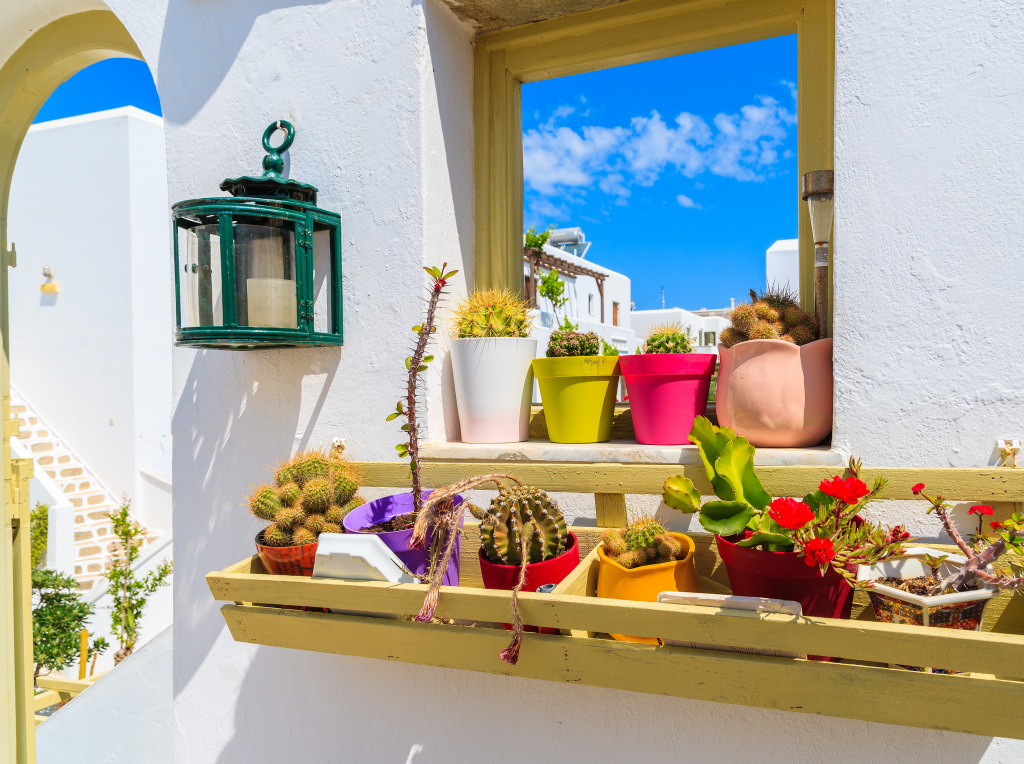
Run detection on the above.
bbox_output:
[7,107,173,532]
[6,0,1024,760]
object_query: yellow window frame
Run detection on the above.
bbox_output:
[474,0,835,328]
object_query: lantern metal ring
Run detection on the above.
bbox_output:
[171,121,343,349]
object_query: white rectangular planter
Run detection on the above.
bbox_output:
[450,337,537,443]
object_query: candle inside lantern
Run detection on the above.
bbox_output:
[247,278,297,328]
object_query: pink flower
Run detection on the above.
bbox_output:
[968,505,994,517]
[803,537,835,567]
[886,525,910,544]
[912,483,925,495]
[819,476,871,505]
[767,497,815,530]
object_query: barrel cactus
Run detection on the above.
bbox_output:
[470,485,568,565]
[453,289,533,338]
[641,323,694,354]
[601,517,687,570]
[246,446,366,547]
[722,285,819,348]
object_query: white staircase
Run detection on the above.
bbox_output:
[10,387,158,591]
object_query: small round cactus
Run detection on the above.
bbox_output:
[275,461,299,488]
[641,323,693,355]
[546,330,600,358]
[292,527,317,546]
[321,522,342,535]
[332,474,357,505]
[294,451,332,488]
[754,302,780,323]
[601,516,688,570]
[729,303,757,335]
[748,320,779,340]
[304,514,326,534]
[278,482,301,508]
[724,290,819,348]
[260,524,293,547]
[453,289,533,338]
[249,485,282,521]
[303,476,334,512]
[274,506,307,529]
[719,327,743,348]
[476,485,567,565]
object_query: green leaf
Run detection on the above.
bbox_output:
[736,531,794,549]
[715,438,771,510]
[417,365,428,372]
[698,501,757,537]
[413,325,422,333]
[401,424,410,431]
[443,269,459,279]
[405,357,412,370]
[662,475,701,513]
[423,355,434,363]
[688,416,737,500]
[395,444,406,452]
[397,402,404,413]
[386,412,400,421]
[424,266,440,279]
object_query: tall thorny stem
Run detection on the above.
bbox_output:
[387,263,458,518]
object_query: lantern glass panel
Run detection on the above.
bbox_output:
[178,219,224,328]
[233,217,297,329]
[311,224,334,334]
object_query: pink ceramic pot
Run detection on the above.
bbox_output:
[716,338,833,447]
[619,353,717,444]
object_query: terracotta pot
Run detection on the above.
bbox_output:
[716,338,833,447]
[478,532,580,634]
[596,533,700,644]
[255,530,318,577]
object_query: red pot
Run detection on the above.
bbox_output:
[715,533,856,620]
[255,531,318,577]
[479,532,580,634]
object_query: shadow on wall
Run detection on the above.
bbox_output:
[157,0,332,124]
[171,346,340,693]
[210,645,999,764]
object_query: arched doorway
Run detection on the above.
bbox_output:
[0,10,148,762]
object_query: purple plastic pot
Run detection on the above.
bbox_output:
[342,491,464,585]
[619,353,717,444]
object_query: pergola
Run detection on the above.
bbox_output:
[524,247,608,323]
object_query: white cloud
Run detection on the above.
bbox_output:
[523,91,797,200]
[676,194,701,209]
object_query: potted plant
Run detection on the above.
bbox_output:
[716,286,831,447]
[619,323,716,445]
[858,485,1023,652]
[449,289,537,443]
[248,446,365,576]
[663,417,907,629]
[343,264,466,584]
[532,329,620,443]
[596,513,698,643]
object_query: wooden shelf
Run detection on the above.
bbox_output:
[209,524,1024,739]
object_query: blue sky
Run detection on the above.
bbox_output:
[32,58,161,123]
[523,35,798,311]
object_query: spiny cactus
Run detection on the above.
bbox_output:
[546,329,600,358]
[641,323,694,354]
[470,485,568,565]
[723,293,820,347]
[248,447,363,547]
[453,289,533,338]
[601,516,687,570]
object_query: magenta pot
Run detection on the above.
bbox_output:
[619,353,717,444]
[343,491,464,585]
[716,338,833,447]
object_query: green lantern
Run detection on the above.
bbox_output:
[172,121,342,348]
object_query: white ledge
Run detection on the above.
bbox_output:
[421,440,845,467]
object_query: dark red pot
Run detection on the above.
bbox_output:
[479,532,580,634]
[255,531,318,577]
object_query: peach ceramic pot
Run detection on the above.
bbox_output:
[715,338,833,447]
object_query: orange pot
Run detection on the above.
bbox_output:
[596,532,699,644]
[716,338,833,447]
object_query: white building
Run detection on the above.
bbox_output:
[766,238,800,299]
[631,307,732,353]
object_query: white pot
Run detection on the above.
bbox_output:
[451,337,538,443]
[857,546,998,628]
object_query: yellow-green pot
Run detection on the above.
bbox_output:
[532,356,621,443]
[596,532,699,644]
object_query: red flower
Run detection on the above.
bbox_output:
[819,476,871,505]
[803,537,836,567]
[886,525,910,544]
[767,497,815,530]
[912,483,925,495]
[968,505,994,517]
[991,521,1004,531]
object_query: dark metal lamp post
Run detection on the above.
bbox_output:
[801,169,834,338]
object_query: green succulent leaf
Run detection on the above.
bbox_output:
[688,416,737,500]
[417,364,428,372]
[736,532,793,549]
[423,355,434,363]
[405,357,413,370]
[386,412,400,421]
[715,438,771,510]
[401,424,410,431]
[443,269,459,279]
[663,475,701,513]
[698,501,757,537]
[413,325,422,333]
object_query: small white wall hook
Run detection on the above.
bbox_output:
[997,439,1021,468]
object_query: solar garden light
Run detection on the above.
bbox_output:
[801,169,834,338]
[172,120,342,348]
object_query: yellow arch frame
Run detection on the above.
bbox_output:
[0,12,142,762]
[474,0,834,323]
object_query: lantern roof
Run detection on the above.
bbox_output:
[219,120,318,204]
